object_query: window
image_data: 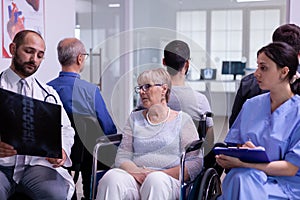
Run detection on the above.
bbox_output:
[249,9,280,68]
[211,10,243,80]
[176,8,282,81]
[177,11,207,80]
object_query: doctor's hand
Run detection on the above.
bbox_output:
[46,149,67,168]
[216,154,245,169]
[0,141,17,157]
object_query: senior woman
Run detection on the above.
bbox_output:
[96,68,202,200]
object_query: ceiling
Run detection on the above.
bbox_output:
[75,0,286,13]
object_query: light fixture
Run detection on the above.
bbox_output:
[236,0,270,2]
[108,3,120,8]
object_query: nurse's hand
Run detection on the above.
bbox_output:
[216,154,244,169]
[242,141,265,150]
[0,141,17,157]
[242,141,256,148]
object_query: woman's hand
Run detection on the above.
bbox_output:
[0,141,17,157]
[216,154,245,169]
[129,172,148,185]
[129,167,154,185]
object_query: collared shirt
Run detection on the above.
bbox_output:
[0,67,75,198]
[47,71,117,135]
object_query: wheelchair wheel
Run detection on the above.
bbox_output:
[197,168,222,200]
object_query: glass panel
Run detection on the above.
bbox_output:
[191,32,206,48]
[211,9,243,79]
[249,9,281,68]
[211,31,227,51]
[212,11,227,30]
[227,31,242,51]
[228,10,243,30]
[75,0,287,128]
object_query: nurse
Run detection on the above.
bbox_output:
[216,42,300,199]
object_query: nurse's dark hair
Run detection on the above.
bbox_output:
[257,42,300,95]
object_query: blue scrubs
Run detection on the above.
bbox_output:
[219,93,300,200]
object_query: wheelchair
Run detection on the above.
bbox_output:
[180,112,224,200]
[90,112,223,200]
[68,113,114,200]
[180,140,223,200]
[90,134,122,200]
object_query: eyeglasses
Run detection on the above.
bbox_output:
[81,53,89,60]
[134,83,163,93]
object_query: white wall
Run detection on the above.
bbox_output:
[289,0,300,25]
[0,0,75,83]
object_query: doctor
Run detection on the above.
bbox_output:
[0,30,75,200]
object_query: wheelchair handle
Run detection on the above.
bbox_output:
[200,111,214,120]
[198,112,214,139]
[96,134,123,143]
[91,133,122,200]
[185,139,204,153]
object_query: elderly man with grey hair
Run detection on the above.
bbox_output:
[47,38,117,200]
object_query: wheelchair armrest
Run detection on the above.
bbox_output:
[203,111,214,118]
[91,133,122,200]
[185,139,204,153]
[96,134,122,144]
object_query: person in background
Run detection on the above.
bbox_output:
[229,23,300,128]
[96,68,202,200]
[0,30,75,199]
[47,38,117,200]
[217,42,300,199]
[164,40,214,150]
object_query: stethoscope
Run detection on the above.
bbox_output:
[0,72,58,104]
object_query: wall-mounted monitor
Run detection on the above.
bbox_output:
[222,61,246,80]
[200,68,217,80]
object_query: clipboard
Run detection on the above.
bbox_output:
[213,147,270,163]
[0,88,62,158]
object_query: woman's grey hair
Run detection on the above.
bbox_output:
[137,68,172,102]
[57,38,86,66]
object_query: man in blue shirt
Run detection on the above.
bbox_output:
[48,38,117,200]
